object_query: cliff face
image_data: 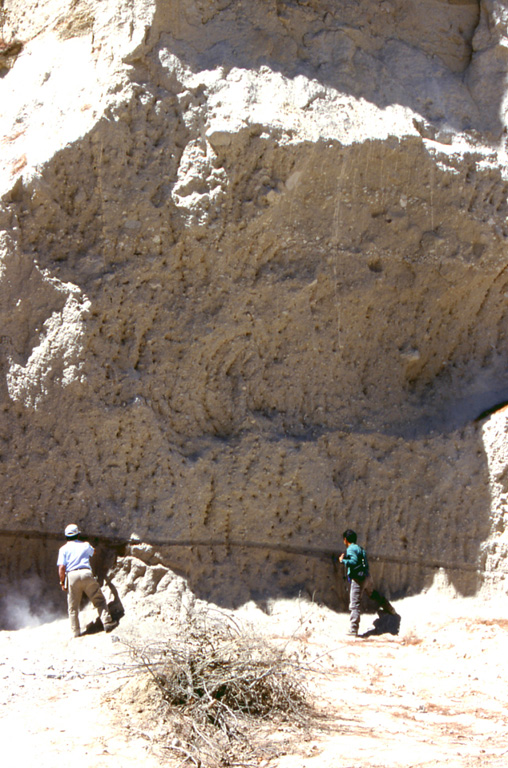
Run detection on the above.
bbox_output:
[1,0,508,609]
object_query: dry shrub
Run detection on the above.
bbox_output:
[124,613,309,766]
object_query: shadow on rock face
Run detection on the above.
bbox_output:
[143,0,498,136]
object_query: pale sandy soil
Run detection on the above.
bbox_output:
[1,590,507,768]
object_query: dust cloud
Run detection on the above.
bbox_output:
[0,575,62,630]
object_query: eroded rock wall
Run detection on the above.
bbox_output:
[1,0,508,608]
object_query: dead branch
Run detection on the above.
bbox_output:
[122,613,310,767]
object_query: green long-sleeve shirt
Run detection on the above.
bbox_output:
[342,543,369,580]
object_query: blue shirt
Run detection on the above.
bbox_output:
[57,540,95,572]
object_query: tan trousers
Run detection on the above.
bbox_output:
[67,569,112,637]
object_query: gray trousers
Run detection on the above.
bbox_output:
[349,574,374,633]
[349,575,393,633]
[67,569,112,637]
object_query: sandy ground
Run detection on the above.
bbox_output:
[1,589,508,768]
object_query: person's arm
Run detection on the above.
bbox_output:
[341,546,360,569]
[341,549,353,564]
[58,565,67,591]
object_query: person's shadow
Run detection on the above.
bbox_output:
[82,575,125,635]
[360,610,401,638]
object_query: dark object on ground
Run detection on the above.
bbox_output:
[361,610,401,637]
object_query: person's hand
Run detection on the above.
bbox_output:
[339,553,344,562]
[61,583,67,591]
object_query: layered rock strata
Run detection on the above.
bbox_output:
[1,0,508,612]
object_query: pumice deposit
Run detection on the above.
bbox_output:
[1,0,508,617]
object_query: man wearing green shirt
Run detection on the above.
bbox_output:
[339,528,397,636]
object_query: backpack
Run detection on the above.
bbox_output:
[350,545,369,581]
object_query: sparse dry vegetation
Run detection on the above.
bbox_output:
[123,613,310,767]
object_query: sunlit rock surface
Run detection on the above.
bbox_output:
[1,0,508,610]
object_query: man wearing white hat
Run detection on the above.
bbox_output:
[57,524,117,637]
